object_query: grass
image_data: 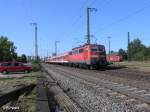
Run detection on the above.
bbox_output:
[113,61,150,72]
[0,71,42,112]
[16,87,37,112]
[15,72,42,112]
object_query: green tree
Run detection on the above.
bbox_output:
[128,38,149,61]
[17,54,27,63]
[16,56,21,62]
[110,50,115,54]
[21,54,27,63]
[142,47,150,60]
[0,36,17,62]
[118,48,127,60]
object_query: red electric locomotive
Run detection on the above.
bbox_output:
[47,44,108,69]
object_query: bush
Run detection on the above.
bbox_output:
[31,61,41,71]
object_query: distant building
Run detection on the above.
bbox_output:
[27,56,35,62]
[52,53,56,56]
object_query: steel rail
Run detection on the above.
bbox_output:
[40,65,81,112]
[45,65,150,106]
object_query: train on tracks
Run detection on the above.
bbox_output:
[46,44,108,69]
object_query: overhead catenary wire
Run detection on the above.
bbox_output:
[63,0,93,46]
[88,0,97,7]
[67,0,100,33]
[64,0,114,46]
[67,0,108,37]
[70,0,89,27]
[98,4,150,31]
[94,0,113,8]
[87,0,113,43]
[89,0,113,34]
[72,0,99,26]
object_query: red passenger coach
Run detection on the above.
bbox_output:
[47,44,108,69]
[107,54,123,62]
[47,52,69,64]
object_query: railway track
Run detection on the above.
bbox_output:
[101,67,150,80]
[42,68,81,112]
[43,64,150,111]
[0,73,39,112]
[49,64,150,92]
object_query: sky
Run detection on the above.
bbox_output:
[0,0,150,57]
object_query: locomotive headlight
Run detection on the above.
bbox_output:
[100,55,106,58]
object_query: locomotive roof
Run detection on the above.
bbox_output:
[49,44,105,59]
[72,44,104,50]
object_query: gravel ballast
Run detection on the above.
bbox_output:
[43,64,150,112]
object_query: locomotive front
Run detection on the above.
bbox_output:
[90,44,107,68]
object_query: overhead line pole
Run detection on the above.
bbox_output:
[128,32,130,61]
[108,36,111,61]
[55,41,59,56]
[86,7,97,44]
[30,23,38,61]
[87,8,90,44]
[108,36,111,55]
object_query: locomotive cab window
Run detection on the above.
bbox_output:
[72,50,75,54]
[79,48,83,53]
[91,46,99,52]
[73,50,79,54]
[91,46,105,52]
[76,50,79,54]
[99,45,105,51]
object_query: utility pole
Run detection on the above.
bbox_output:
[55,41,59,56]
[108,36,111,61]
[108,36,111,55]
[30,23,38,61]
[86,7,97,44]
[128,32,130,61]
